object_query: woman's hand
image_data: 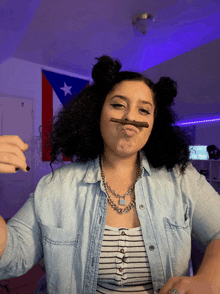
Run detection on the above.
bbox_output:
[159,275,220,294]
[0,135,29,173]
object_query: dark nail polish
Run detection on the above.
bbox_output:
[15,167,19,171]
[26,166,30,171]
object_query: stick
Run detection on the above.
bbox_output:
[110,118,149,128]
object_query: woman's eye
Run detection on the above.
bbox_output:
[140,109,150,114]
[111,104,150,114]
[111,104,124,108]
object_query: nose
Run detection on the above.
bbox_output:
[122,106,137,123]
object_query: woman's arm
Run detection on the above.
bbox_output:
[0,216,7,259]
[195,238,220,285]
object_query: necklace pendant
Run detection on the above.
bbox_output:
[119,198,126,206]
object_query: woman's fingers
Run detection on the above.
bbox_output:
[0,135,29,173]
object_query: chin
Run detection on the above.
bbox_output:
[116,142,145,155]
[114,148,140,158]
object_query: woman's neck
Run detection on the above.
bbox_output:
[102,150,139,174]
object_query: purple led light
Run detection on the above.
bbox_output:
[173,118,220,127]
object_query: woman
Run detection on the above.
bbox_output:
[0,55,220,294]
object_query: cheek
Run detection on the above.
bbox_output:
[141,130,150,142]
[100,105,115,129]
[100,109,112,138]
[140,124,153,143]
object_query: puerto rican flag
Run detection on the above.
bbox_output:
[42,69,90,161]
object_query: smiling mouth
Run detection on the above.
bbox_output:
[110,118,149,128]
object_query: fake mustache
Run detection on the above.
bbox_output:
[110,118,149,128]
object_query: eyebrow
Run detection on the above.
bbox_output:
[111,95,153,108]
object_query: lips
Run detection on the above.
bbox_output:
[123,124,138,132]
[122,124,139,136]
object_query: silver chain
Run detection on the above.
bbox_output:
[100,154,140,214]
[105,181,134,198]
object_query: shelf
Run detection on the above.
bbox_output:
[191,159,220,194]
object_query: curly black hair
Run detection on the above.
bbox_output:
[38,55,193,181]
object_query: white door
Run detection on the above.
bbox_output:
[0,96,34,219]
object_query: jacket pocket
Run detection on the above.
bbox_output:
[40,223,80,292]
[163,216,191,276]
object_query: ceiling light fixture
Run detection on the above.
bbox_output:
[132,13,155,35]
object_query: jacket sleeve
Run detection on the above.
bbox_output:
[190,163,220,247]
[0,192,43,280]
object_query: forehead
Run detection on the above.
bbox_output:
[107,80,153,102]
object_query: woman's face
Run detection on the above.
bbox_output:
[100,80,155,158]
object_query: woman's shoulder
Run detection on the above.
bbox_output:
[171,161,201,182]
[39,158,98,186]
[56,159,97,178]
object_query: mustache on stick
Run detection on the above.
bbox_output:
[110,118,149,128]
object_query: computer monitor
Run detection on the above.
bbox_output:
[189,146,209,160]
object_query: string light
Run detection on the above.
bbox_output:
[173,117,220,127]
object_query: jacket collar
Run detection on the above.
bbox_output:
[83,150,151,184]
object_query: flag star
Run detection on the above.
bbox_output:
[60,82,72,96]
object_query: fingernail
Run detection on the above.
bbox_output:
[26,166,30,171]
[15,167,19,171]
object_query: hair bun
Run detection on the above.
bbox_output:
[154,77,177,106]
[92,55,122,85]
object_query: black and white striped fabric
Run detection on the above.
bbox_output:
[97,225,154,293]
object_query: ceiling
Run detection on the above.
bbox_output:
[1,0,220,85]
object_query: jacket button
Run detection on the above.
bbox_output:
[120,249,124,253]
[119,267,123,272]
[139,204,144,209]
[149,245,155,251]
[121,231,126,235]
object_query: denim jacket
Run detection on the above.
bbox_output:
[1,150,220,294]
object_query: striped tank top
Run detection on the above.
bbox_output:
[97,225,154,293]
